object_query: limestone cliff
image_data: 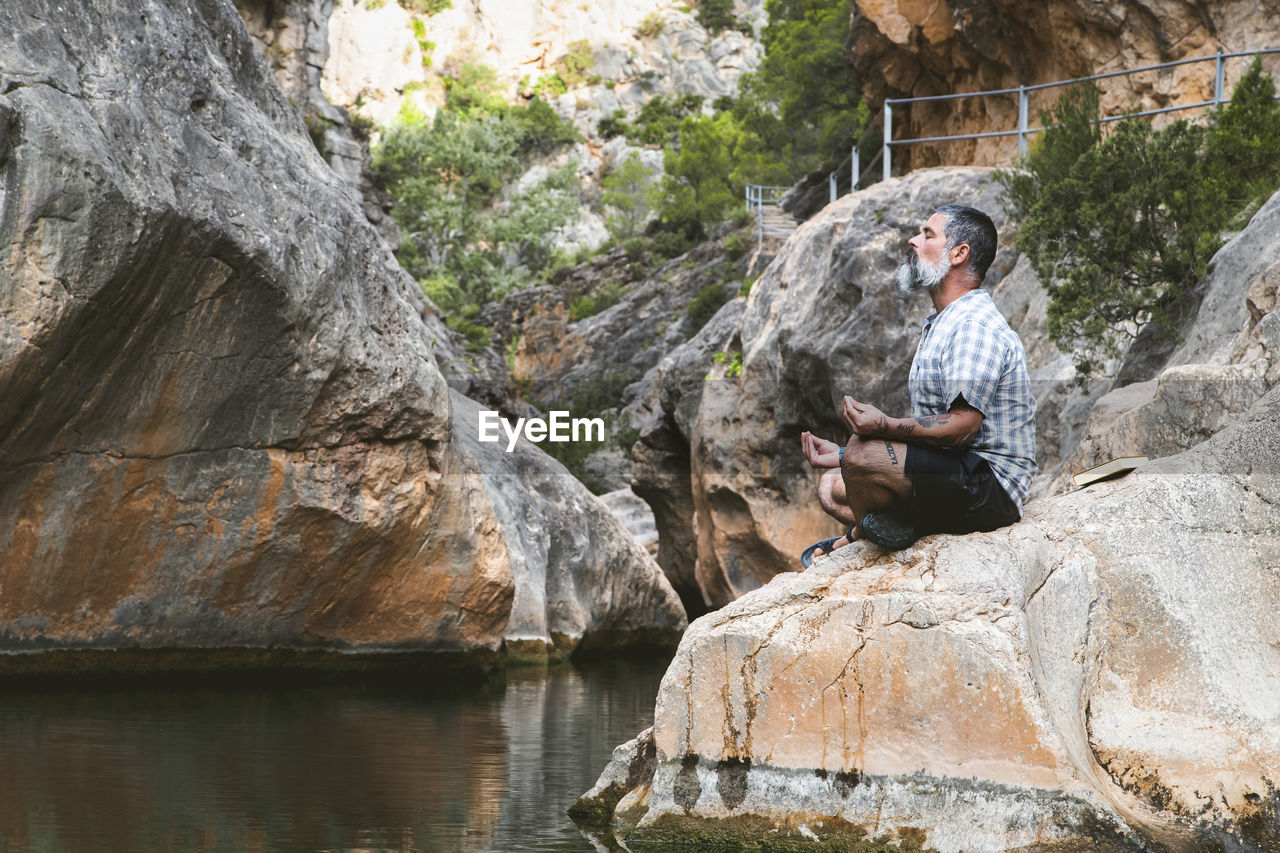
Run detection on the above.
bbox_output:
[850,0,1280,172]
[580,381,1280,850]
[0,0,684,670]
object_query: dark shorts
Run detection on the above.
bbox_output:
[902,445,1021,535]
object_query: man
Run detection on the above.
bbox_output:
[800,204,1036,564]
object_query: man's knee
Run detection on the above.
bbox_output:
[840,436,879,481]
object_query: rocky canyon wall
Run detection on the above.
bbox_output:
[0,0,684,671]
[851,0,1280,172]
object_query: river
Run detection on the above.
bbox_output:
[0,656,671,852]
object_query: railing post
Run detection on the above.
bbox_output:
[757,188,764,245]
[828,172,837,204]
[1017,85,1029,157]
[1214,47,1226,109]
[851,145,859,191]
[882,102,892,182]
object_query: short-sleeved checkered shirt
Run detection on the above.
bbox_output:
[907,288,1037,511]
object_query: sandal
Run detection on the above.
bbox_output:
[800,526,856,569]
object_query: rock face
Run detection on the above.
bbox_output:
[321,0,765,132]
[235,0,401,249]
[0,0,682,667]
[580,383,1280,851]
[633,168,1085,609]
[850,0,1280,172]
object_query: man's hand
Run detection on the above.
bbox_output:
[800,431,842,469]
[842,397,892,438]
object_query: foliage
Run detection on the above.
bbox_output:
[569,280,629,320]
[727,0,864,184]
[636,12,664,38]
[570,369,637,417]
[441,61,506,113]
[656,111,750,241]
[410,18,436,67]
[374,95,582,310]
[696,0,749,35]
[999,60,1280,380]
[531,72,568,99]
[686,280,731,330]
[400,0,451,13]
[600,94,707,146]
[556,40,596,89]
[602,152,659,238]
[708,349,743,379]
[1203,56,1280,216]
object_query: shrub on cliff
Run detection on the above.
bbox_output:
[1000,58,1280,380]
[373,85,583,318]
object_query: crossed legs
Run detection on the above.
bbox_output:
[815,435,914,552]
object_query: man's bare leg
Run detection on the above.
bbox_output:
[812,436,913,557]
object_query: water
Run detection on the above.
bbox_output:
[0,657,670,853]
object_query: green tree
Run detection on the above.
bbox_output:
[696,0,742,34]
[656,111,749,240]
[602,152,657,238]
[999,64,1280,380]
[1203,56,1280,216]
[730,0,862,183]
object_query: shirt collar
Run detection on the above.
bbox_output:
[922,287,986,327]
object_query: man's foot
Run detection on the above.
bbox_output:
[800,526,858,569]
[860,511,918,550]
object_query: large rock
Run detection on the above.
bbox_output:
[0,0,682,669]
[849,0,1280,172]
[637,168,1080,609]
[579,383,1280,851]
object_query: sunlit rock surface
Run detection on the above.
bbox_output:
[579,385,1280,850]
[321,0,766,132]
[0,0,683,668]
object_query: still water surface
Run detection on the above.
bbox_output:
[0,657,670,852]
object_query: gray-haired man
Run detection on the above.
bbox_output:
[800,205,1037,563]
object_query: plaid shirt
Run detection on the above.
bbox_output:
[907,289,1037,511]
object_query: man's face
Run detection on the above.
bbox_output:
[897,212,951,295]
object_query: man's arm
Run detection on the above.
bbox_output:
[842,396,982,449]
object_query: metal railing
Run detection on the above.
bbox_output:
[880,47,1280,180]
[744,184,791,244]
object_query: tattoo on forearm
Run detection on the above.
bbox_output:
[884,441,898,465]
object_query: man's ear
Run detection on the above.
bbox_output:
[949,242,970,266]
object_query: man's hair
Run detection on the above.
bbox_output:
[936,204,997,284]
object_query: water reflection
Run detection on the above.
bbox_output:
[0,657,668,852]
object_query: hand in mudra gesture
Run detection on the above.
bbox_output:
[800,431,842,469]
[842,396,890,437]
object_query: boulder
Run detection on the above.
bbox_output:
[578,383,1280,851]
[0,0,682,670]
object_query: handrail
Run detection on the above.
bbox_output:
[744,184,792,244]
[880,47,1280,180]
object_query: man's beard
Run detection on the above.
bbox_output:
[896,249,950,295]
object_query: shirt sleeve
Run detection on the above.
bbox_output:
[939,321,1005,417]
